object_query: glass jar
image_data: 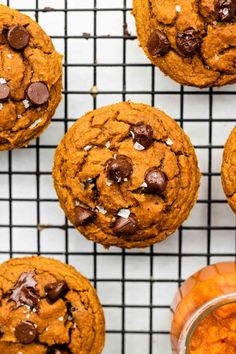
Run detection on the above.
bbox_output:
[170,262,236,354]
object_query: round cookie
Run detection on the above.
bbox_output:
[0,4,62,151]
[0,256,105,353]
[133,0,236,88]
[53,102,201,249]
[221,126,236,213]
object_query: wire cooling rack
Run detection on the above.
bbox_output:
[0,0,236,353]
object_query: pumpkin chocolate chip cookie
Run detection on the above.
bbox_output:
[221,126,236,213]
[0,4,62,151]
[0,256,105,354]
[133,0,236,88]
[53,102,201,249]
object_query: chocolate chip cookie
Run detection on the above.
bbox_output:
[0,4,62,151]
[53,102,201,249]
[133,0,236,88]
[221,126,236,213]
[0,256,105,353]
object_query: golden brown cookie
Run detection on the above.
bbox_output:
[133,0,236,88]
[0,4,62,151]
[0,256,105,354]
[53,102,201,249]
[221,126,236,213]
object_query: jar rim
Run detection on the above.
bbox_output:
[178,292,236,354]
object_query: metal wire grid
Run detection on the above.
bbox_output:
[0,0,236,353]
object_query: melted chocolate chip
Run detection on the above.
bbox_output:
[105,156,132,183]
[74,206,95,226]
[9,272,39,309]
[15,321,38,344]
[130,123,153,150]
[176,28,200,56]
[0,83,10,101]
[114,214,138,235]
[145,168,167,194]
[27,82,49,106]
[7,25,30,50]
[45,281,69,303]
[147,30,170,56]
[215,0,236,21]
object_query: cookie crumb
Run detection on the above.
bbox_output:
[84,145,92,151]
[134,141,145,151]
[82,32,91,39]
[141,182,148,188]
[58,316,64,322]
[23,99,30,109]
[90,85,98,97]
[117,208,130,219]
[123,23,131,38]
[105,141,110,148]
[29,118,42,129]
[0,78,7,84]
[96,205,107,215]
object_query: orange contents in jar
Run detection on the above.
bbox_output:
[170,262,236,354]
[189,303,236,354]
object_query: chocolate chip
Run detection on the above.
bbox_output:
[215,0,236,21]
[27,82,49,106]
[114,214,138,235]
[0,83,10,101]
[145,168,167,194]
[130,122,153,150]
[45,281,68,303]
[9,272,39,309]
[105,157,132,183]
[147,30,170,56]
[15,321,38,344]
[74,206,95,226]
[176,28,200,56]
[7,25,30,50]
